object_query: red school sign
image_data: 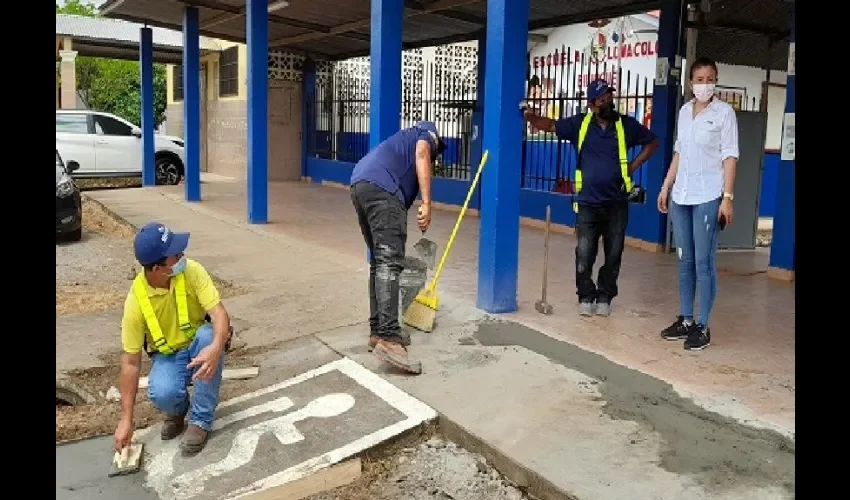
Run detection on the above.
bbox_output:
[532,40,660,69]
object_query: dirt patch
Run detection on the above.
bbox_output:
[75,177,142,191]
[56,346,259,443]
[56,195,247,316]
[308,434,526,500]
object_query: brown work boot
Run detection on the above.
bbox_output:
[160,412,187,441]
[367,335,380,352]
[180,424,210,457]
[373,340,422,374]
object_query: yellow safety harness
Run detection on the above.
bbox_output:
[132,272,195,355]
[573,113,632,213]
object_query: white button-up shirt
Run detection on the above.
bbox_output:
[671,98,739,206]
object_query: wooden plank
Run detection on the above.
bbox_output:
[237,457,362,500]
[138,367,259,389]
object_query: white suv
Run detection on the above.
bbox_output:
[56,109,186,185]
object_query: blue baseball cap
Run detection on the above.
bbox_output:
[587,79,615,102]
[133,222,190,266]
[414,121,445,155]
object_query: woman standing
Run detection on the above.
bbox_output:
[657,57,739,351]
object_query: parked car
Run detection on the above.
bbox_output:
[56,150,82,242]
[56,109,185,185]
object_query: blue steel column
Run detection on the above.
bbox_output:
[182,7,201,202]
[140,27,155,187]
[301,58,317,179]
[769,9,795,276]
[628,0,686,245]
[246,0,268,223]
[369,0,403,149]
[477,0,529,313]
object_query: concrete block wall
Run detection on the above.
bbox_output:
[166,104,184,138]
[206,100,248,179]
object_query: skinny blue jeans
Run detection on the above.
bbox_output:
[669,197,722,327]
[147,323,224,431]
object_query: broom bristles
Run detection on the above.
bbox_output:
[403,300,437,332]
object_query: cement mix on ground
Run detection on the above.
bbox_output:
[474,319,795,497]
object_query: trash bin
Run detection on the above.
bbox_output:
[399,256,428,314]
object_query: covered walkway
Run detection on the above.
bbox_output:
[98,0,795,314]
[158,176,796,433]
[88,179,795,499]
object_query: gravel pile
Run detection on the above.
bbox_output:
[313,437,526,500]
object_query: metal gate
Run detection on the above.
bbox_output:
[717,110,767,248]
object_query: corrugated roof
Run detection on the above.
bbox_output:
[97,0,792,68]
[56,13,221,52]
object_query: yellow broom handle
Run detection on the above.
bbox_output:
[429,150,489,290]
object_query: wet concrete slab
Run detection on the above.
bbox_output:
[66,358,436,500]
[57,436,158,500]
[316,311,795,500]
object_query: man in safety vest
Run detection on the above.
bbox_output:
[521,79,659,317]
[113,222,232,457]
[350,121,445,374]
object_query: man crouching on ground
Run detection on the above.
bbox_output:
[350,121,445,374]
[113,222,231,457]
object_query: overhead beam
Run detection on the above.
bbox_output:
[404,0,484,25]
[527,1,662,30]
[528,33,547,43]
[177,1,377,45]
[102,12,246,45]
[269,0,482,47]
[686,21,789,41]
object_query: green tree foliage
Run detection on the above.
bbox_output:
[57,0,168,126]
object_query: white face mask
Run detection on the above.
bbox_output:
[693,83,716,103]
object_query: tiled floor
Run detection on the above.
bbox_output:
[164,178,795,434]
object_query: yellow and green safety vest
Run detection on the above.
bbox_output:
[573,113,633,213]
[132,272,196,355]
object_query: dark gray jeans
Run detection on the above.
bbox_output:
[350,181,408,344]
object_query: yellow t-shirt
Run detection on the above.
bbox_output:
[121,258,221,354]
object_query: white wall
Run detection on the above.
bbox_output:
[528,13,787,150]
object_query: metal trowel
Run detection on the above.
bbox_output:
[413,233,438,270]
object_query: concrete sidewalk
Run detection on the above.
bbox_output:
[84,185,795,500]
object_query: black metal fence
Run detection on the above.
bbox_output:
[305,44,759,191]
[306,58,478,180]
[522,45,655,193]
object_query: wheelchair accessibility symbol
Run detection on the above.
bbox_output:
[139,358,436,500]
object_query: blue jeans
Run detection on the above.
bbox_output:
[148,323,224,432]
[669,197,722,327]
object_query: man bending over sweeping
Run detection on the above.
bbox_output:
[113,222,231,457]
[350,121,446,374]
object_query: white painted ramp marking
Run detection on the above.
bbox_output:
[173,394,355,499]
[139,357,437,500]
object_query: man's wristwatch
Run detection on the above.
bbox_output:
[723,192,734,201]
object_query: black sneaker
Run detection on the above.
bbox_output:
[661,316,696,341]
[684,326,711,351]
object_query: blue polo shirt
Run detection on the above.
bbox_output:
[555,114,656,207]
[350,124,438,210]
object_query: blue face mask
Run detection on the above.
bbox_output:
[168,255,187,276]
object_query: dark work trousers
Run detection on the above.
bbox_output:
[350,181,408,344]
[575,201,629,304]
